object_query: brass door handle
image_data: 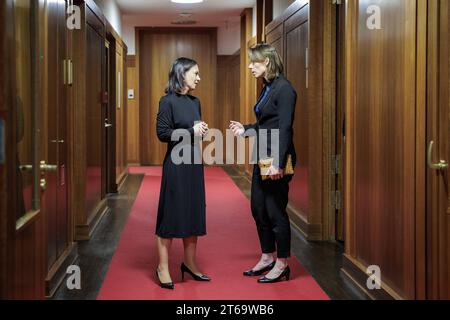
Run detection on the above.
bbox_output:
[19,164,33,171]
[427,141,448,170]
[40,160,57,172]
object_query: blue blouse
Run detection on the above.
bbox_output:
[255,84,271,114]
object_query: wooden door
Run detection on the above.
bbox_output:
[85,14,106,214]
[0,0,46,299]
[284,4,309,221]
[343,0,426,299]
[427,0,450,300]
[44,0,76,297]
[138,28,217,165]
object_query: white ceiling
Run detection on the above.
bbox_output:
[116,0,256,25]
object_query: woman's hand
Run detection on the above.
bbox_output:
[267,166,284,180]
[229,121,245,137]
[193,121,208,137]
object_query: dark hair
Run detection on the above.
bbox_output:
[165,57,198,94]
[248,43,284,81]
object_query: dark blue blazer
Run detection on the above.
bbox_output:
[243,74,297,169]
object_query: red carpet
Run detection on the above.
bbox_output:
[97,166,329,300]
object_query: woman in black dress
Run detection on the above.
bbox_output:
[155,58,210,290]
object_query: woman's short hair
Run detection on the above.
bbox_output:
[165,57,198,94]
[248,43,284,81]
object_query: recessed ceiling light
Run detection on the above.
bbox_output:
[171,0,204,4]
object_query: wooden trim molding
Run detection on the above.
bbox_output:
[342,254,401,300]
[45,243,77,298]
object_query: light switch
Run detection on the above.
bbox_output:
[128,89,135,100]
[0,118,5,164]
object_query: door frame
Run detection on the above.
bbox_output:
[105,34,117,195]
[0,0,15,299]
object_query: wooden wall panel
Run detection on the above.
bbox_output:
[263,0,328,240]
[239,9,256,177]
[138,28,217,165]
[284,5,309,222]
[217,54,240,164]
[115,42,127,184]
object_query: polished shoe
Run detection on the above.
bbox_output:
[156,270,174,290]
[257,266,290,283]
[243,261,276,277]
[181,263,211,281]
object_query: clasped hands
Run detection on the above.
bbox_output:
[193,121,209,137]
[229,120,284,181]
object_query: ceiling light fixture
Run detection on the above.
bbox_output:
[171,0,204,4]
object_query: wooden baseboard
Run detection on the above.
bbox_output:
[45,242,78,298]
[287,207,322,241]
[127,162,141,167]
[341,254,403,300]
[117,171,128,192]
[75,199,109,241]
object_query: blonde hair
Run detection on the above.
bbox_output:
[248,43,284,81]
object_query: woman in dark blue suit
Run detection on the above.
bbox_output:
[230,44,297,283]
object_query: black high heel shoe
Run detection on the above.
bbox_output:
[257,266,290,283]
[243,261,276,277]
[156,270,174,290]
[181,263,211,281]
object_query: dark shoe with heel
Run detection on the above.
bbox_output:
[156,270,174,290]
[243,261,276,277]
[181,263,211,281]
[257,266,290,283]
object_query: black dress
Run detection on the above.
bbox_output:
[155,93,206,238]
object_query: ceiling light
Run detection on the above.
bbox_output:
[171,0,204,4]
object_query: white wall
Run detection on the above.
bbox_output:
[94,0,122,37]
[122,16,241,55]
[273,0,296,20]
[218,21,241,55]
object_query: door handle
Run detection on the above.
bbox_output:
[40,160,58,172]
[105,119,113,128]
[427,141,448,170]
[19,164,33,171]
